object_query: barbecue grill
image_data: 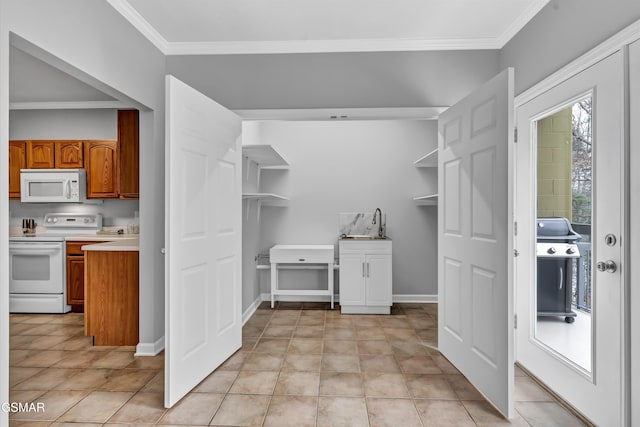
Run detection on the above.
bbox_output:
[536,217,582,323]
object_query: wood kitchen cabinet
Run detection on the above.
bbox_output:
[66,241,102,312]
[55,141,84,168]
[118,110,139,199]
[339,240,392,314]
[9,140,26,199]
[26,140,55,168]
[84,249,139,346]
[84,140,118,198]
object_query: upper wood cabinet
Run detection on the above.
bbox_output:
[85,140,118,198]
[9,141,26,199]
[26,140,55,168]
[55,141,84,168]
[118,110,139,199]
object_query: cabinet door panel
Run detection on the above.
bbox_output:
[9,141,26,199]
[339,253,366,305]
[55,141,84,168]
[85,140,118,198]
[67,257,85,305]
[26,140,55,168]
[365,254,392,306]
[118,110,139,198]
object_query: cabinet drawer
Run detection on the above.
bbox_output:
[339,240,392,254]
[66,241,101,255]
[270,245,334,263]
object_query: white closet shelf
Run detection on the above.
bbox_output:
[413,148,438,168]
[413,194,438,206]
[242,145,289,168]
[242,193,289,205]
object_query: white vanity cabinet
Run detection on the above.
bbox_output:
[339,240,392,314]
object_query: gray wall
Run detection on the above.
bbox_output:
[248,119,438,300]
[9,109,117,139]
[500,0,640,95]
[167,50,500,109]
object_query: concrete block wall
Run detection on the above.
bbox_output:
[537,107,572,219]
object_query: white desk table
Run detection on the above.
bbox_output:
[269,245,335,309]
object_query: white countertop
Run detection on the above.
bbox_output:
[82,238,139,252]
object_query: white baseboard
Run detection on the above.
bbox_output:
[135,335,165,357]
[393,294,438,303]
[258,293,438,304]
[243,295,263,325]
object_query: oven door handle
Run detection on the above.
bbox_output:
[10,245,62,254]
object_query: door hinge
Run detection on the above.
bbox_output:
[514,314,518,329]
[514,221,518,236]
[514,249,519,257]
[514,128,518,143]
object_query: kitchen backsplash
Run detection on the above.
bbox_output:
[339,212,387,237]
[9,200,139,228]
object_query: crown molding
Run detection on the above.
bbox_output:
[233,107,447,121]
[9,101,131,110]
[164,38,500,55]
[106,0,170,54]
[496,0,550,47]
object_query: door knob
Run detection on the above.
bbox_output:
[596,260,617,273]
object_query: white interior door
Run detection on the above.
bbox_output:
[165,75,242,408]
[515,51,625,426]
[438,68,514,418]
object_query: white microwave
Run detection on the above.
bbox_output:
[20,169,87,203]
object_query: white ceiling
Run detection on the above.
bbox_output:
[111,0,550,54]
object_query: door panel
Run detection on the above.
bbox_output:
[365,254,391,306]
[515,52,624,426]
[165,75,242,408]
[438,68,514,418]
[339,253,365,305]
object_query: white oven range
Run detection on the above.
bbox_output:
[9,213,102,313]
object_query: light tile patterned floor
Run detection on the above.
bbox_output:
[8,302,588,426]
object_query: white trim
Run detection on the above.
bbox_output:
[106,0,169,54]
[496,0,551,48]
[258,293,437,304]
[164,38,501,56]
[9,101,130,110]
[242,295,263,325]
[393,294,438,303]
[234,107,447,121]
[135,335,165,356]
[515,18,640,107]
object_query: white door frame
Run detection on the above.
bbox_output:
[514,21,640,427]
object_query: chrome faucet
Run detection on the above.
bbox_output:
[372,208,384,238]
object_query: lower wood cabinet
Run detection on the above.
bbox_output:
[66,241,101,313]
[84,250,139,346]
[339,240,392,314]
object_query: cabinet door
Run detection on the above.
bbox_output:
[26,140,55,168]
[55,141,84,168]
[85,140,118,198]
[365,254,392,306]
[339,253,366,305]
[118,110,139,199]
[66,256,85,306]
[9,140,26,199]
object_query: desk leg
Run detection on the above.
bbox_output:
[328,262,334,309]
[270,263,277,309]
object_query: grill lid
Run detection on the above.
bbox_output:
[536,217,582,241]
